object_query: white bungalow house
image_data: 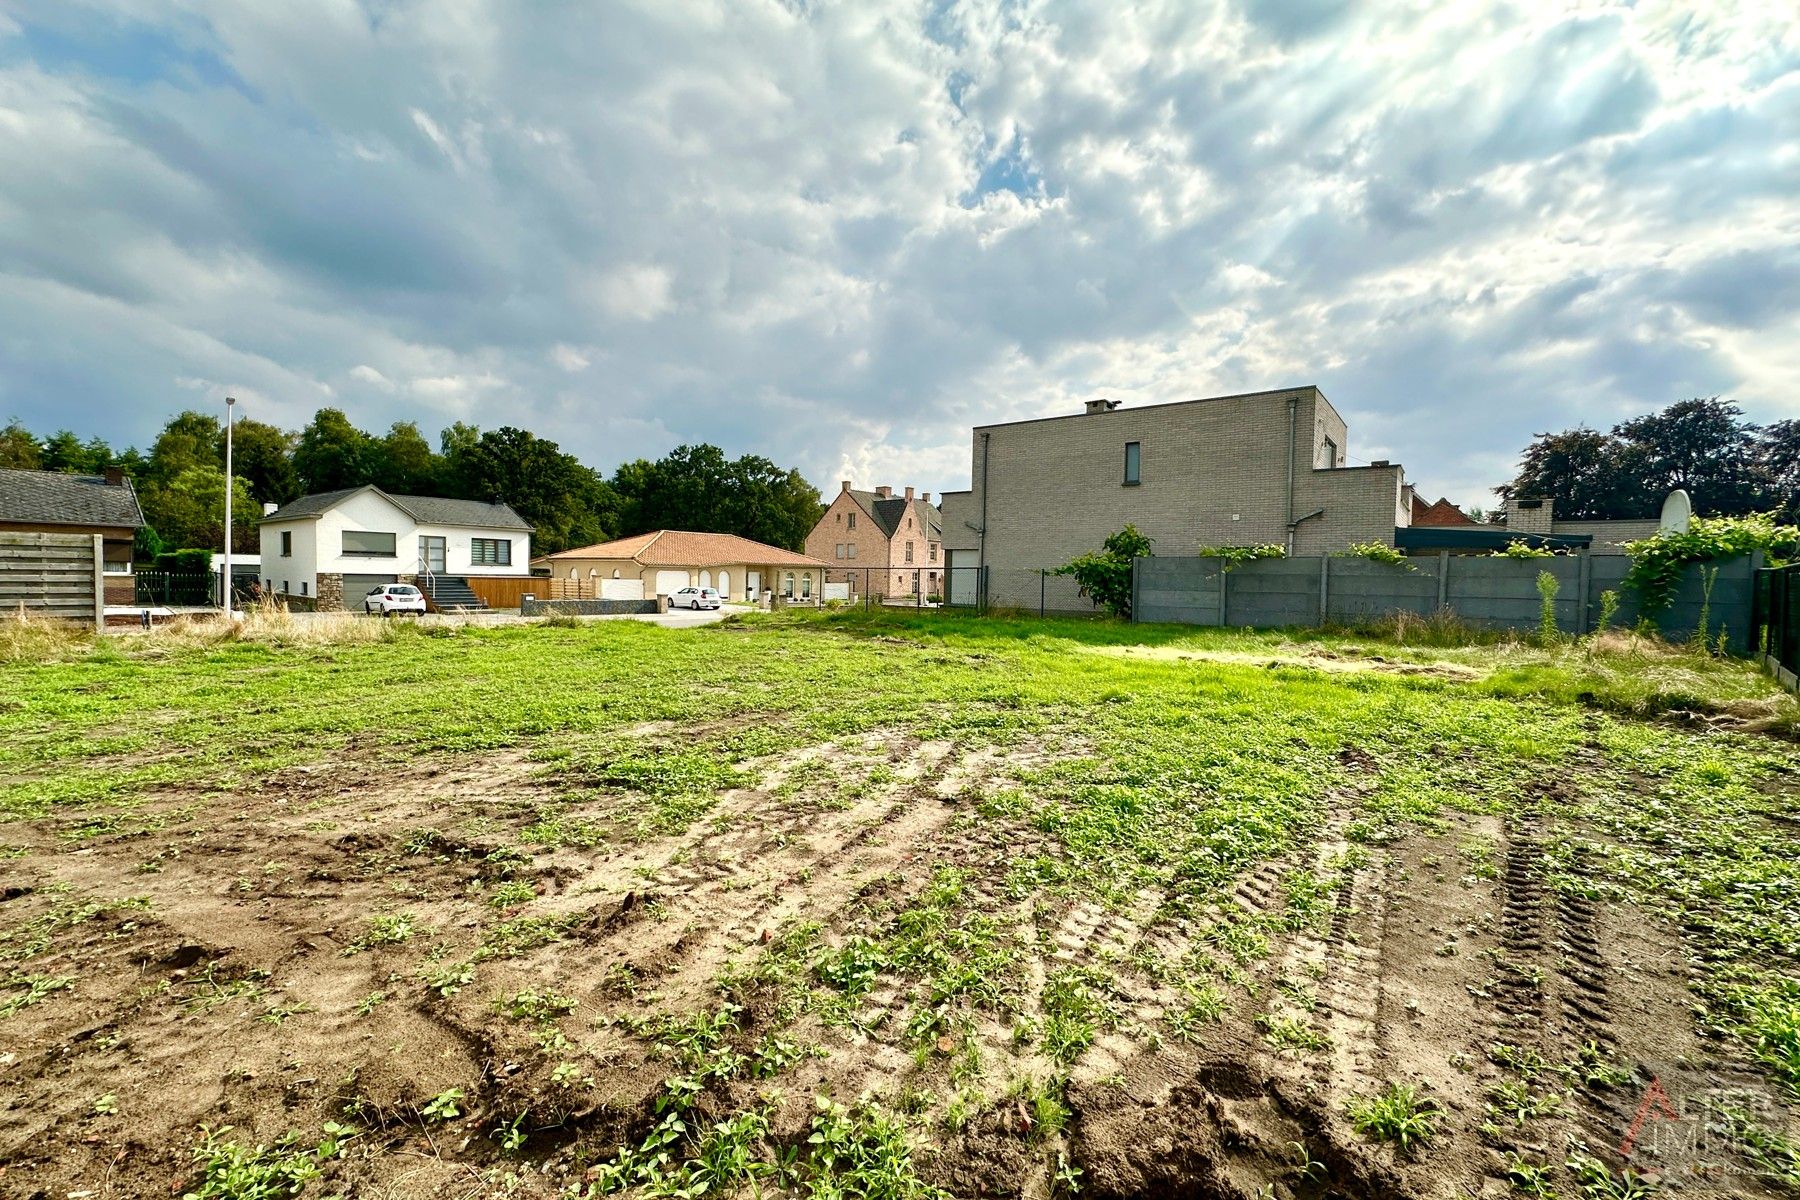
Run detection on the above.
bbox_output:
[258,486,532,611]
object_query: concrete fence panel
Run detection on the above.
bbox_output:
[1136,556,1224,625]
[1224,557,1323,627]
[1322,557,1439,623]
[1135,552,1755,649]
[1446,555,1583,633]
[0,532,102,629]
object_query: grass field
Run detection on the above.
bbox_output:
[1,609,1797,1199]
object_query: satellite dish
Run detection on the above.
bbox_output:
[1659,489,1692,533]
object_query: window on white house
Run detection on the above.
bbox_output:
[280,530,292,557]
[301,581,308,596]
[471,537,511,566]
[342,530,396,557]
[1124,441,1141,485]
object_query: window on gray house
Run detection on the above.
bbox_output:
[342,530,396,557]
[1124,441,1141,485]
[471,537,511,566]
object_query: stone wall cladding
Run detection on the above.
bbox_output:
[315,572,344,612]
[521,598,658,616]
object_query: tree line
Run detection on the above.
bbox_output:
[0,409,824,556]
[1499,398,1798,521]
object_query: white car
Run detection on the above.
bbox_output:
[671,586,721,610]
[365,583,427,616]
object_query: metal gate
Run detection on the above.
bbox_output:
[1754,563,1798,687]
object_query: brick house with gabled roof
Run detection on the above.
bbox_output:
[1409,495,1476,526]
[805,482,943,600]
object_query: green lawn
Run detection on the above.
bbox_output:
[2,609,1797,1197]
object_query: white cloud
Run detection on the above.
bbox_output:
[0,0,1793,511]
[551,343,590,372]
[592,264,675,322]
[349,364,395,391]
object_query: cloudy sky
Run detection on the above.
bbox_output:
[1,1,1796,506]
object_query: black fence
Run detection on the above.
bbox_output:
[1753,564,1799,687]
[817,566,948,609]
[132,569,260,607]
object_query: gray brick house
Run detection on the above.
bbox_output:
[938,386,1415,606]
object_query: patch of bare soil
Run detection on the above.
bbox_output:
[0,733,1793,1199]
[1089,644,1482,681]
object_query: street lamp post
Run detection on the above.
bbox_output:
[223,396,236,617]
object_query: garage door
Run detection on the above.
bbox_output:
[343,574,399,607]
[652,570,690,596]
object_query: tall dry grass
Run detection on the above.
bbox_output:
[0,605,93,664]
[1,597,431,664]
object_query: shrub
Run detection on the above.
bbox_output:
[1056,525,1153,619]
[1491,539,1555,559]
[1336,542,1411,568]
[1594,589,1620,635]
[1535,571,1561,646]
[1623,513,1799,616]
[154,548,212,573]
[1196,543,1286,570]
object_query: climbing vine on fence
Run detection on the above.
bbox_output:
[1195,543,1286,571]
[1490,539,1558,559]
[1622,513,1800,615]
[1336,541,1412,568]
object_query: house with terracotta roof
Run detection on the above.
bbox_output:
[1409,495,1476,527]
[804,482,943,600]
[536,530,829,604]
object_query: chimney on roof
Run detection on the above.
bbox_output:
[1084,398,1121,415]
[840,480,851,493]
[103,466,125,487]
[1510,497,1554,535]
[262,502,279,516]
[876,485,892,498]
[1371,459,1390,467]
[920,492,930,503]
[904,486,915,501]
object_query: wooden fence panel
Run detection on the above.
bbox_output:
[0,532,102,628]
[463,576,571,609]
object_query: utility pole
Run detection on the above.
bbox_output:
[223,395,236,618]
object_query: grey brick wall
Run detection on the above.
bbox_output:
[944,387,1407,578]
